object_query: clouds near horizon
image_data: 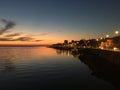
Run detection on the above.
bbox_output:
[0,18,45,42]
[0,19,16,35]
[5,32,23,37]
[0,36,43,42]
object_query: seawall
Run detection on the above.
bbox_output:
[78,48,120,65]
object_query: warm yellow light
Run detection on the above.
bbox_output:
[106,34,109,38]
[115,31,119,34]
[96,39,99,41]
[100,37,103,40]
[113,47,118,51]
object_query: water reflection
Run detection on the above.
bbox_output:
[3,59,15,72]
[0,50,15,73]
[0,47,119,89]
[79,54,120,90]
[56,49,80,58]
[56,49,72,56]
[55,49,120,90]
[0,47,57,73]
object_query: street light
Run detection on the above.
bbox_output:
[115,31,119,35]
[100,37,103,40]
[106,34,109,38]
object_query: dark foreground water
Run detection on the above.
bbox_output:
[0,47,119,89]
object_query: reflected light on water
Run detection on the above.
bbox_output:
[0,47,57,73]
[0,47,56,62]
[0,47,118,90]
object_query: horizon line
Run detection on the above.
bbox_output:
[0,44,51,47]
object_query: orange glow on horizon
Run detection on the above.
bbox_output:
[0,40,63,45]
[0,26,91,45]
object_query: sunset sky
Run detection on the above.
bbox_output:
[0,0,120,45]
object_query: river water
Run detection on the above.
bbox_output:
[0,47,118,89]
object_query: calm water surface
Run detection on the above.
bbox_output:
[0,47,118,89]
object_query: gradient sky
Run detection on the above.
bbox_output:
[0,0,120,45]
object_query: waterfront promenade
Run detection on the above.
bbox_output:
[49,44,120,63]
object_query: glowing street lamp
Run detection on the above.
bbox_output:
[106,34,109,38]
[96,38,99,41]
[100,37,103,40]
[115,31,119,35]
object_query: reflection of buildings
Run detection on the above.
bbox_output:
[56,50,72,56]
[56,49,80,58]
[79,53,120,90]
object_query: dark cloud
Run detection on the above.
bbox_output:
[0,38,15,41]
[35,40,43,42]
[5,32,23,37]
[16,37,34,41]
[0,19,16,35]
[0,37,34,41]
[16,37,43,42]
[0,19,44,42]
[0,37,44,42]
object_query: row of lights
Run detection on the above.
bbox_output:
[105,31,119,38]
[101,31,119,51]
[96,31,119,41]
